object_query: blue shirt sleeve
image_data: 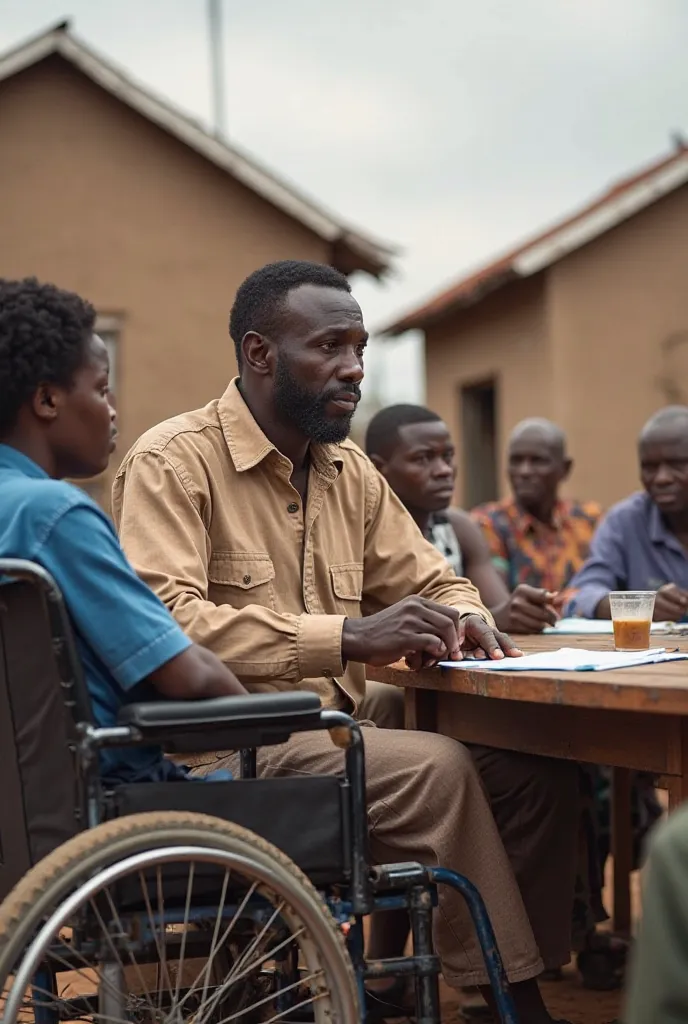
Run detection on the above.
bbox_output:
[36,502,192,689]
[564,507,629,618]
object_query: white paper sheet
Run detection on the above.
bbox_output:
[438,647,688,672]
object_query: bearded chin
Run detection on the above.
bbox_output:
[273,356,355,443]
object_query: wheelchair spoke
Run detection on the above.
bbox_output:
[172,862,196,1010]
[45,937,136,1012]
[223,898,285,982]
[261,989,328,1024]
[196,917,308,1024]
[156,864,172,1008]
[198,866,232,1012]
[213,970,324,1024]
[90,891,160,1023]
[137,867,173,1012]
[25,979,131,1024]
[174,867,233,1015]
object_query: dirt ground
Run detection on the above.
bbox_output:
[443,858,639,1024]
[442,963,623,1024]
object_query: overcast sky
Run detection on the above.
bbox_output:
[2,0,688,404]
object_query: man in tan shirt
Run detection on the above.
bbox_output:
[113,261,578,1024]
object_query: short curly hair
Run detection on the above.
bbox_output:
[0,277,96,436]
[365,404,442,460]
[229,260,351,368]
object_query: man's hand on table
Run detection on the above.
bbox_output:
[341,596,522,670]
[653,582,688,622]
[597,584,688,622]
[493,584,562,634]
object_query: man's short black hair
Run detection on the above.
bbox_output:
[229,260,351,368]
[0,277,96,436]
[365,404,442,459]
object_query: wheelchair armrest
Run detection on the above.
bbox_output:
[117,692,323,753]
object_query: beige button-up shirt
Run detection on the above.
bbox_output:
[112,380,492,713]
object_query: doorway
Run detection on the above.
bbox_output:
[460,378,498,508]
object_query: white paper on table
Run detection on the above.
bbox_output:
[543,618,672,635]
[438,647,688,672]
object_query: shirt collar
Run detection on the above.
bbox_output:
[0,444,49,480]
[217,378,344,479]
[648,496,685,552]
[507,496,567,534]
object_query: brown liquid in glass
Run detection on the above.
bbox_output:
[613,619,651,651]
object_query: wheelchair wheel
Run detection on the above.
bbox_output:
[0,811,358,1024]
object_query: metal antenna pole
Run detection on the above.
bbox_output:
[207,0,227,136]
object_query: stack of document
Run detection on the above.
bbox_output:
[439,647,688,672]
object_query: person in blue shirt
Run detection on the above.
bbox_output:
[566,406,688,622]
[0,276,246,785]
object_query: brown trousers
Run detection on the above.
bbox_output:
[191,681,577,988]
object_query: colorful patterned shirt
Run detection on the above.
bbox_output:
[470,496,603,593]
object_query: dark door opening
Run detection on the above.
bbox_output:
[460,379,498,509]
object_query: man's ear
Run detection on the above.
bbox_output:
[369,453,388,476]
[561,456,573,483]
[241,331,272,376]
[31,384,60,423]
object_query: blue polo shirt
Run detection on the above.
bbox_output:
[566,491,688,619]
[0,444,193,784]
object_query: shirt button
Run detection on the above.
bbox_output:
[243,574,251,585]
[287,502,299,513]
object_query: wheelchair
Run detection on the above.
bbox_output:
[0,559,519,1024]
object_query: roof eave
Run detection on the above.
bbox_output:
[380,268,517,335]
[381,147,688,335]
[0,24,395,278]
[331,232,399,278]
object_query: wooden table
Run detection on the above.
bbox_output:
[368,633,688,933]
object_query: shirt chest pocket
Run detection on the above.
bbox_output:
[208,552,276,610]
[329,563,364,615]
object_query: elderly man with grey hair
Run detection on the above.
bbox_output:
[471,418,602,598]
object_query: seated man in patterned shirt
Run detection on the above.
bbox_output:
[471,418,601,596]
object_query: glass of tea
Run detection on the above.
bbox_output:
[609,591,657,651]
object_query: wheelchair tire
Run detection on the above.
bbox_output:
[0,810,359,1024]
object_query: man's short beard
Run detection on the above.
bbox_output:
[273,352,358,443]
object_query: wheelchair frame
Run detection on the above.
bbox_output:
[0,558,519,1024]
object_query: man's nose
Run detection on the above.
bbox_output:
[654,463,675,486]
[337,349,364,383]
[433,459,454,479]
